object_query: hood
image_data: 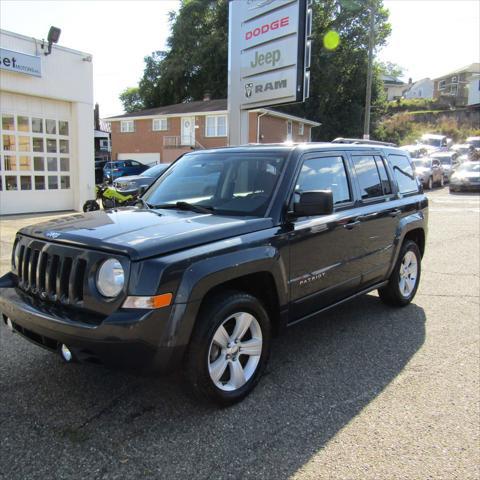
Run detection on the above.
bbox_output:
[18,208,273,261]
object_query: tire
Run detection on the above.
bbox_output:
[426,177,433,190]
[184,290,271,406]
[378,240,421,307]
[439,176,445,187]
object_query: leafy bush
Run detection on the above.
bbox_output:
[374,114,480,145]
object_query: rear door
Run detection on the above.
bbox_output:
[348,152,398,286]
[288,152,364,321]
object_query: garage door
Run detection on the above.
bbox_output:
[118,153,160,166]
[0,93,74,215]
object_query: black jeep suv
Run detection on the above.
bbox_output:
[0,144,427,405]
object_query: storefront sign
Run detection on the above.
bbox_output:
[0,48,41,77]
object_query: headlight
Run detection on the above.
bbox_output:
[96,259,125,297]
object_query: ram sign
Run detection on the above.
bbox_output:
[229,0,312,110]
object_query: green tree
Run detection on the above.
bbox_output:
[377,61,404,79]
[119,87,144,113]
[133,0,391,140]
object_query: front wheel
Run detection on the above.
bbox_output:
[378,240,421,307]
[184,291,271,405]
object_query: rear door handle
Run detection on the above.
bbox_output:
[389,209,402,217]
[343,220,361,230]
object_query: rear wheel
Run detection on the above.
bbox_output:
[184,290,271,405]
[378,240,421,307]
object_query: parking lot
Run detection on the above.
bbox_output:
[0,187,479,480]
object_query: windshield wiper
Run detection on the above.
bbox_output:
[135,197,151,209]
[152,201,214,214]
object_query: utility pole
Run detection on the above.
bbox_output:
[363,3,375,140]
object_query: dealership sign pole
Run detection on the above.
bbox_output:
[228,0,312,146]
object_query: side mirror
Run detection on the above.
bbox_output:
[293,190,334,217]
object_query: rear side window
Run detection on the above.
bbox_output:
[296,155,351,205]
[388,154,419,194]
[351,155,386,199]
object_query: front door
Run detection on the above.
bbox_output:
[289,152,364,322]
[181,117,195,146]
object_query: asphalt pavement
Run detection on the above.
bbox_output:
[0,187,479,480]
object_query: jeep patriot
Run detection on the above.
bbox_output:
[0,144,428,405]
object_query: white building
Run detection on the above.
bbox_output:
[404,78,434,100]
[0,29,95,215]
[467,74,480,106]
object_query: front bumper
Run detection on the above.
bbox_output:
[0,286,186,373]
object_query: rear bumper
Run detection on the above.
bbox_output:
[0,287,186,373]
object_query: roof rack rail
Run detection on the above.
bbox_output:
[332,137,398,147]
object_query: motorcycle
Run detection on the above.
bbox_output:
[83,184,136,212]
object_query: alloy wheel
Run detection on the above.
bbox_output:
[398,251,418,298]
[208,312,263,392]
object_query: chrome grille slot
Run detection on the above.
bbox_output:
[17,245,25,284]
[22,247,31,288]
[58,257,73,302]
[36,251,48,297]
[29,250,40,292]
[70,258,86,302]
[47,254,60,300]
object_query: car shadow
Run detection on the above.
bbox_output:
[1,294,426,479]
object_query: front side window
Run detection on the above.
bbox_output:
[152,118,168,131]
[143,151,287,216]
[296,155,351,205]
[120,120,134,133]
[389,154,419,194]
[205,115,227,137]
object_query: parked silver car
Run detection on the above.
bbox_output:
[412,157,444,189]
[114,163,170,196]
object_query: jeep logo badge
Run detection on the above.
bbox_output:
[45,231,61,239]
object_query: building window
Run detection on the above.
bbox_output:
[451,76,458,84]
[120,120,134,133]
[99,139,110,151]
[299,123,304,136]
[451,84,458,95]
[438,80,446,90]
[152,118,168,131]
[287,121,293,141]
[205,115,227,137]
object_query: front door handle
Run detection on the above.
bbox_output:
[343,220,361,230]
[389,209,402,217]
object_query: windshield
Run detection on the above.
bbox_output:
[412,159,431,168]
[457,163,480,173]
[141,163,169,177]
[142,151,288,216]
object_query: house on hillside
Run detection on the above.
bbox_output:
[433,63,480,107]
[381,74,408,101]
[105,97,321,164]
[467,74,480,107]
[404,78,434,100]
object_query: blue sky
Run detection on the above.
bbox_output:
[1,0,479,117]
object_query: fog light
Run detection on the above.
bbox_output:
[6,317,13,331]
[61,344,73,362]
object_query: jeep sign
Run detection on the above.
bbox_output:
[228,0,312,143]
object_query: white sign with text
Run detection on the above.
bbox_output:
[0,48,41,77]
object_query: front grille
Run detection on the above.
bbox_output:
[16,239,88,307]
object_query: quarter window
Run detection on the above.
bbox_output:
[120,120,135,133]
[296,156,351,205]
[388,154,419,194]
